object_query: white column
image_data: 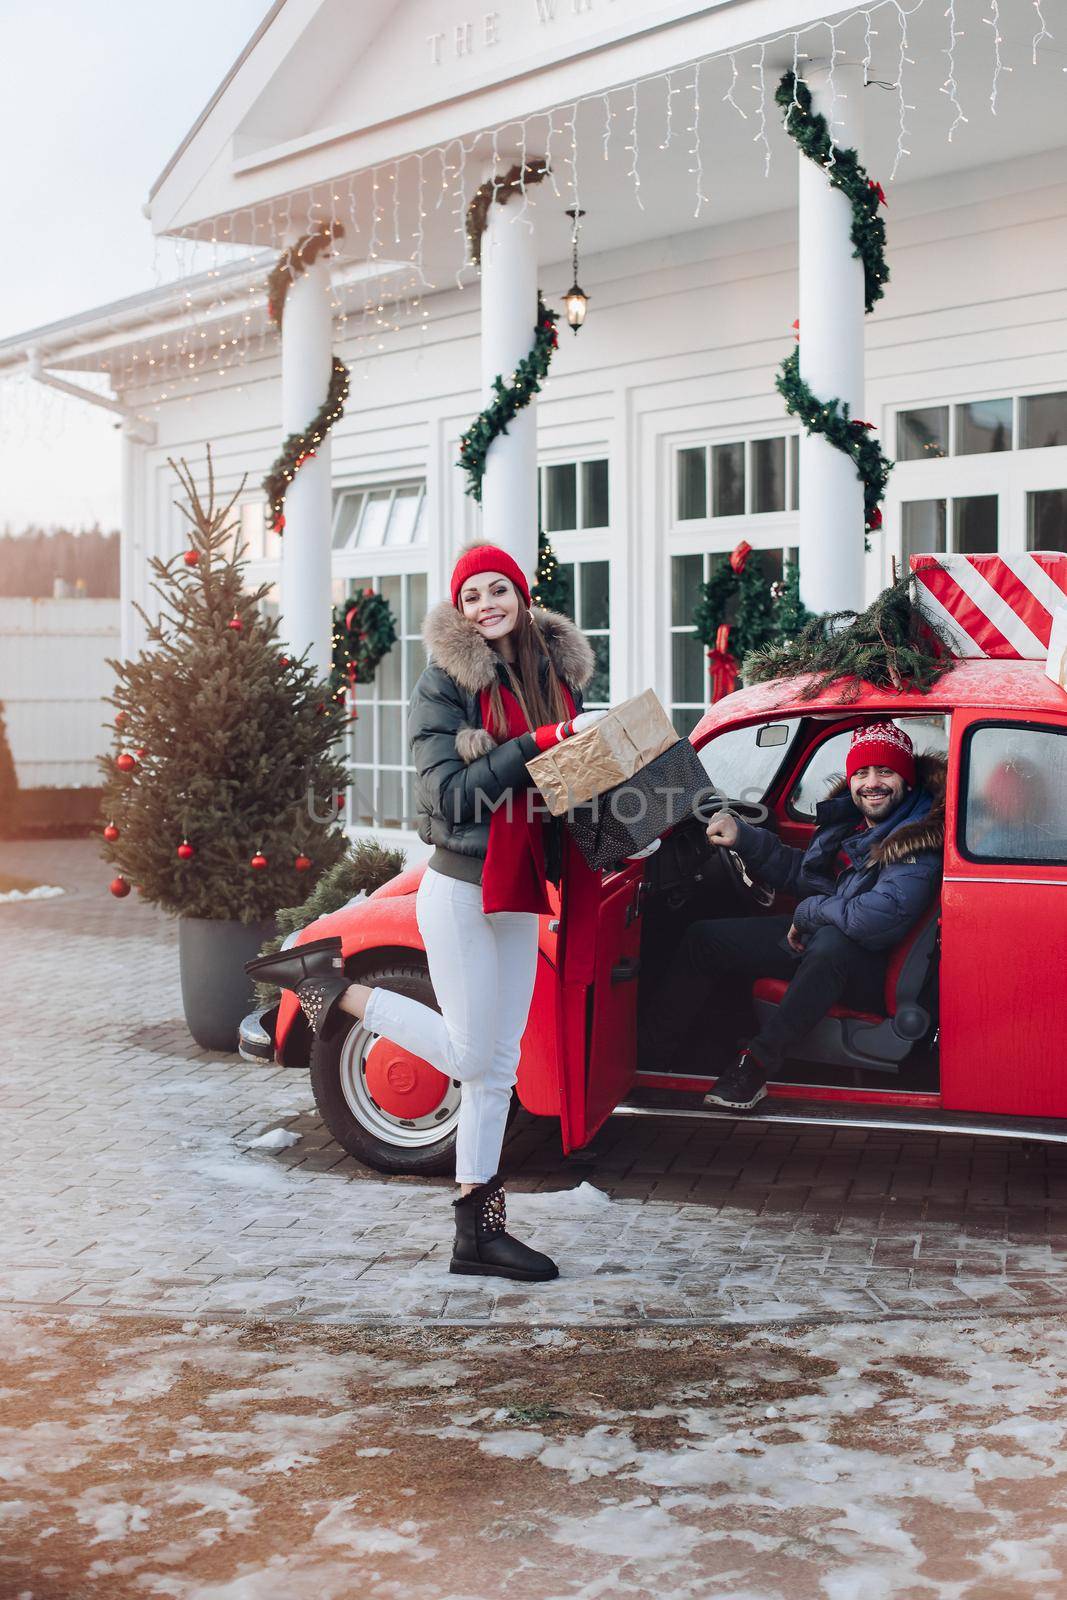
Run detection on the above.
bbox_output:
[280,253,334,676]
[120,419,152,660]
[479,163,541,582]
[797,63,866,614]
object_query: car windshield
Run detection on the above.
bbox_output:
[696,719,801,807]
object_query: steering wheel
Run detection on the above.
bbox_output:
[691,794,776,910]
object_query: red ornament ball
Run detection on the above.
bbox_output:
[183,549,200,567]
[103,823,120,842]
[250,851,268,871]
[228,613,244,632]
[114,710,127,726]
[115,752,137,773]
[363,586,374,597]
[109,876,130,898]
[135,747,147,759]
[177,840,195,861]
[294,854,312,872]
[279,655,290,667]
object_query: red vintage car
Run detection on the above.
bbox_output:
[242,657,1067,1172]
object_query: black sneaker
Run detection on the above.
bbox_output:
[703,1049,769,1112]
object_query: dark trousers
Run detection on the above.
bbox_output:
[646,914,887,1071]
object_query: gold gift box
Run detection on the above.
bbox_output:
[526,688,679,817]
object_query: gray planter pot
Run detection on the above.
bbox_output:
[178,916,276,1053]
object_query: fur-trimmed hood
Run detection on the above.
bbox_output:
[421,600,595,696]
[825,752,947,867]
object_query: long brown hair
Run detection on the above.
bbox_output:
[485,592,570,738]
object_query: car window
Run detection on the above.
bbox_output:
[697,719,801,805]
[789,716,950,819]
[962,724,1067,864]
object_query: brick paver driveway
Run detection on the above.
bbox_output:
[5,837,1067,1327]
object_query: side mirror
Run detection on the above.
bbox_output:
[756,723,790,748]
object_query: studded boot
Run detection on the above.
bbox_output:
[244,935,350,1039]
[450,1175,559,1282]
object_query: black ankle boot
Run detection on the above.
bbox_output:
[244,936,349,1039]
[451,1176,559,1283]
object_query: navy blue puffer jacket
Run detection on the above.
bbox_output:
[731,754,946,952]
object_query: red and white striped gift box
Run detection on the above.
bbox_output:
[909,551,1067,660]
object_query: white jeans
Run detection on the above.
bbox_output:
[362,867,539,1185]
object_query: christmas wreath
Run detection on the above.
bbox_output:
[693,541,811,701]
[774,72,894,543]
[263,221,350,535]
[458,295,559,504]
[330,588,399,708]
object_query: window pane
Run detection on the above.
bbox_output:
[404,638,425,686]
[332,491,364,549]
[752,437,786,513]
[1021,391,1067,450]
[579,561,610,630]
[964,726,1067,863]
[897,407,948,462]
[386,486,422,546]
[789,434,799,511]
[545,463,577,531]
[676,447,707,520]
[581,459,610,528]
[901,500,947,561]
[350,766,375,827]
[789,729,859,818]
[952,495,998,553]
[1027,489,1067,551]
[380,706,403,764]
[955,399,1012,455]
[588,636,611,705]
[699,720,802,807]
[550,560,576,619]
[672,631,705,706]
[379,769,404,829]
[671,555,703,627]
[356,490,391,547]
[672,708,702,740]
[712,442,745,517]
[406,571,427,621]
[380,573,402,613]
[377,634,402,698]
[352,711,373,765]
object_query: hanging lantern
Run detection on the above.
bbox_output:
[562,207,589,335]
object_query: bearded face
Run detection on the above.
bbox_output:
[849,765,907,823]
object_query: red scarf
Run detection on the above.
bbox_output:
[480,680,595,916]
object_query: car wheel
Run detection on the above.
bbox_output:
[309,959,465,1177]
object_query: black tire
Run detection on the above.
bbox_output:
[310,959,492,1177]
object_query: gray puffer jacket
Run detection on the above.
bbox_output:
[410,601,594,864]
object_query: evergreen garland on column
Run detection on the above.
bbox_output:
[774,72,894,545]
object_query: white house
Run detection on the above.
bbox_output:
[1,0,1065,851]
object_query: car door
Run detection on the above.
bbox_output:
[556,861,643,1152]
[940,712,1067,1117]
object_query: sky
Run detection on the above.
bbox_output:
[0,0,275,531]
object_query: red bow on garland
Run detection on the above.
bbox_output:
[729,540,753,575]
[707,624,739,703]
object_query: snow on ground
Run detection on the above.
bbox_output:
[0,883,63,902]
[4,1309,1067,1599]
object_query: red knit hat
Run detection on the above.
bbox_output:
[450,544,532,608]
[845,721,916,786]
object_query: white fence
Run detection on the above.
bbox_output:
[0,598,120,788]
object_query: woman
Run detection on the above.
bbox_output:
[250,544,600,1282]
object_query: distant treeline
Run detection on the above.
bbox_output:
[0,526,120,598]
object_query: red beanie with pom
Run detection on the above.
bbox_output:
[450,545,532,609]
[845,721,916,787]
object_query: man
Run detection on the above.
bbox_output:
[643,721,945,1111]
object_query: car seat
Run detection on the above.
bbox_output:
[750,903,940,1071]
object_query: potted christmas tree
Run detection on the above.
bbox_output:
[100,450,349,1050]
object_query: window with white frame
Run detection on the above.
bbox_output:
[669,547,798,739]
[342,570,427,832]
[538,456,612,707]
[675,434,799,522]
[332,482,425,550]
[894,390,1067,558]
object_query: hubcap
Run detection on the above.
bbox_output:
[338,1023,461,1150]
